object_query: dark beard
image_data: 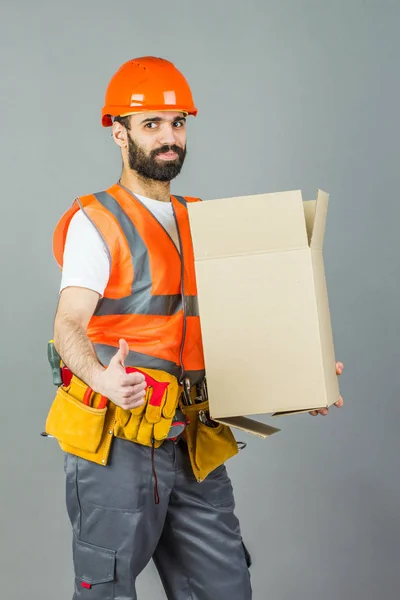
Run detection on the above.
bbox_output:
[127,136,187,182]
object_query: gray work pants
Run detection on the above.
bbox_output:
[64,436,252,599]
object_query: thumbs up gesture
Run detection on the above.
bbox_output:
[94,339,147,409]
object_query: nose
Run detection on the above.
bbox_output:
[158,123,179,146]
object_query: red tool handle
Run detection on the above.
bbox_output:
[82,387,108,409]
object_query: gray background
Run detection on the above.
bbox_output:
[1,0,399,598]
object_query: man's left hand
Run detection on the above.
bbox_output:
[309,361,344,416]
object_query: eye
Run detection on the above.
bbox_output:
[173,120,186,128]
[145,122,158,129]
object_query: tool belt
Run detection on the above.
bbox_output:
[44,361,239,482]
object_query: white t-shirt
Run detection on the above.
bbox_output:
[60,194,179,297]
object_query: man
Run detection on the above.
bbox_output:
[46,56,344,600]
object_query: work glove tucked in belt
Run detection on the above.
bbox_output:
[114,367,182,448]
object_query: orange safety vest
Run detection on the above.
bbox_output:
[53,182,205,384]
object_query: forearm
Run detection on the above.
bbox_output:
[54,314,105,391]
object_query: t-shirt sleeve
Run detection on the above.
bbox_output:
[59,209,111,297]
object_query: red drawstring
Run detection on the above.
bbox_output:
[151,438,160,505]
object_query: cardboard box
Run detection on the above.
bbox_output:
[187,189,340,439]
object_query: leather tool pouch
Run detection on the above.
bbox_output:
[46,375,107,454]
[180,399,239,482]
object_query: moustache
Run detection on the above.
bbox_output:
[152,145,185,159]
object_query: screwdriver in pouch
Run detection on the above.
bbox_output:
[48,340,63,386]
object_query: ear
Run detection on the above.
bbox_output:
[112,122,128,149]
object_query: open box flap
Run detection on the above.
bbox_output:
[215,416,280,438]
[310,189,329,249]
[272,406,327,417]
[187,190,309,260]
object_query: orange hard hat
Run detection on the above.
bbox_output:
[101,56,198,127]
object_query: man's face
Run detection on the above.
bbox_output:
[125,111,187,182]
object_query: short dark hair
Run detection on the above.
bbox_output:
[113,115,131,130]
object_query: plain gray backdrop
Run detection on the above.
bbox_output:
[1,0,399,598]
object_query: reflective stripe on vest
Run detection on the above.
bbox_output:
[93,343,201,383]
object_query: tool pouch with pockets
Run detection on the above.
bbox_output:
[180,399,239,482]
[46,375,108,455]
[113,367,182,448]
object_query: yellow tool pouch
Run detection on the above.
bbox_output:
[45,375,111,456]
[180,400,239,482]
[113,367,182,448]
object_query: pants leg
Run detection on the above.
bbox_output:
[64,437,176,600]
[153,441,252,600]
